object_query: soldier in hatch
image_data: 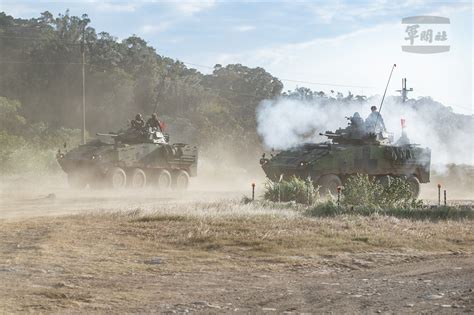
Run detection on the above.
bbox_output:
[350,112,366,137]
[146,113,163,132]
[365,105,386,133]
[131,113,145,130]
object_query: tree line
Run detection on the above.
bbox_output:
[0,11,471,174]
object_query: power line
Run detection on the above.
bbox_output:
[0,29,375,90]
[179,61,374,89]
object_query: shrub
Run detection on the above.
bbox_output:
[342,174,413,208]
[264,176,318,204]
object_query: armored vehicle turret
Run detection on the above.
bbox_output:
[260,115,431,198]
[57,127,198,190]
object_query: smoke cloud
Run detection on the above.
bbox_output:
[256,96,473,167]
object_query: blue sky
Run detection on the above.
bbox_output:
[1,0,472,114]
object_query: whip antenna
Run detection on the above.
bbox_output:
[375,63,396,128]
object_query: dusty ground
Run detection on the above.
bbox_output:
[0,175,473,313]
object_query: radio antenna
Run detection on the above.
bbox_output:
[375,63,396,128]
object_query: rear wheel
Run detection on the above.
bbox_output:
[172,170,190,191]
[106,167,127,189]
[156,169,172,189]
[130,168,147,188]
[318,174,342,196]
[406,175,420,199]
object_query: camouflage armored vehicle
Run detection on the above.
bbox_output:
[260,115,431,198]
[57,127,198,190]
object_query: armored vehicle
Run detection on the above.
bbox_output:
[57,127,198,190]
[260,115,431,198]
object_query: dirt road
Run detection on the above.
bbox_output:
[0,175,248,219]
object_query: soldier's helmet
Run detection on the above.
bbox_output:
[135,113,142,120]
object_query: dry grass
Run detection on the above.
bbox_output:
[0,199,473,313]
[1,200,472,275]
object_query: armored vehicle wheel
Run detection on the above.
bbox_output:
[156,170,172,189]
[106,167,127,189]
[407,175,420,199]
[172,170,190,190]
[318,174,342,196]
[68,172,88,189]
[130,168,147,188]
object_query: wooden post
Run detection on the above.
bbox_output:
[337,186,342,206]
[437,184,441,206]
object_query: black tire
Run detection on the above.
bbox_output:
[172,170,190,191]
[156,169,172,189]
[129,168,147,189]
[407,175,420,199]
[67,172,87,189]
[106,167,127,189]
[318,174,342,196]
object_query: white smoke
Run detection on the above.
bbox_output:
[256,96,473,167]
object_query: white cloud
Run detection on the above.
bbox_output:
[94,2,139,12]
[0,2,41,16]
[233,25,256,32]
[215,13,472,115]
[141,21,173,33]
[172,0,216,16]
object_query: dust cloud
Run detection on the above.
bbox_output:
[0,151,265,220]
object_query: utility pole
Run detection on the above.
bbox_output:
[81,24,86,144]
[396,78,413,103]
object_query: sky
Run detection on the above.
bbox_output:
[1,0,472,115]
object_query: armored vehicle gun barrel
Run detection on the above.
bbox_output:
[96,133,119,137]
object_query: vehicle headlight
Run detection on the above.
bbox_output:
[299,161,309,167]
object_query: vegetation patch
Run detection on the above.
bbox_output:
[263,176,318,204]
[306,202,473,221]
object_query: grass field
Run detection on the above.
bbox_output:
[0,199,472,312]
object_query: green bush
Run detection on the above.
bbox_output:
[342,174,413,208]
[306,202,473,221]
[264,176,318,204]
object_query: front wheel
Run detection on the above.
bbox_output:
[318,174,342,196]
[172,170,190,191]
